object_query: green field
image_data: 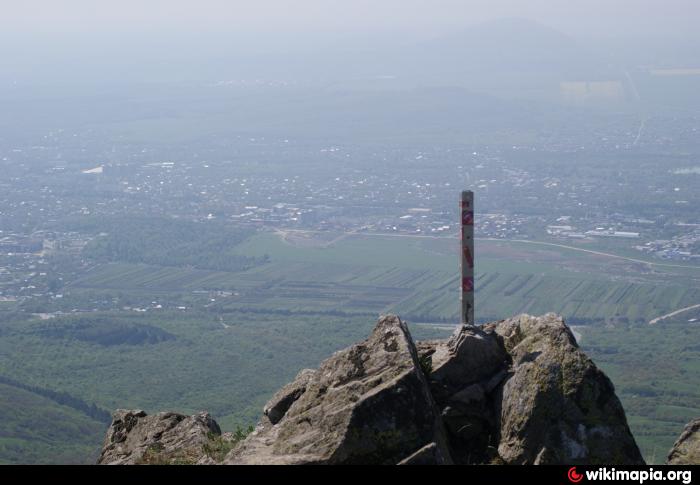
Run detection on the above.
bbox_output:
[68,232,700,325]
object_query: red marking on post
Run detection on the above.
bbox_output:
[463,246,474,269]
[462,210,473,226]
[462,277,474,292]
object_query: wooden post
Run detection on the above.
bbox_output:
[460,191,474,326]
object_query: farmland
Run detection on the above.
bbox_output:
[69,231,699,323]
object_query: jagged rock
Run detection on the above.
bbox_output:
[429,325,509,399]
[489,313,645,465]
[419,325,509,463]
[667,418,700,465]
[99,313,646,466]
[98,410,221,465]
[416,314,644,465]
[263,368,316,425]
[224,315,451,465]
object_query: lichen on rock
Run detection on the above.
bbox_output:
[98,410,225,465]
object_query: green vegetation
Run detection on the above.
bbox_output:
[81,217,266,272]
[233,232,455,271]
[35,316,175,346]
[202,427,253,462]
[226,232,699,324]
[136,443,200,465]
[0,375,110,423]
[0,383,105,464]
[131,425,254,465]
[0,310,375,463]
[580,323,700,464]
[57,231,700,329]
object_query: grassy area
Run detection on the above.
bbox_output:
[0,310,376,461]
[231,232,700,324]
[64,232,700,325]
[233,232,456,271]
[580,323,700,464]
[0,383,105,464]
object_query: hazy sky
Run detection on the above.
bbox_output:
[2,0,698,38]
[2,0,698,88]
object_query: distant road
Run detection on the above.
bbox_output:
[633,116,647,146]
[649,304,700,325]
[624,69,647,146]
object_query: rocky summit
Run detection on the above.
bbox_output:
[99,313,652,465]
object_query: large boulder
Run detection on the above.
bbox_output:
[224,315,451,464]
[427,325,509,400]
[417,325,510,463]
[488,313,645,465]
[667,418,700,465]
[415,313,644,465]
[98,410,222,465]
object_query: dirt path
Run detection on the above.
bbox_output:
[649,304,700,325]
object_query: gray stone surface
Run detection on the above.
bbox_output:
[488,313,645,465]
[667,418,700,465]
[225,315,451,464]
[263,368,316,425]
[98,410,221,465]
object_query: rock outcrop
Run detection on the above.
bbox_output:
[98,313,645,465]
[667,418,700,465]
[414,313,643,464]
[226,315,451,464]
[98,410,224,465]
[492,314,643,464]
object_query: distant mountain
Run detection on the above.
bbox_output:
[366,18,620,100]
[433,18,613,78]
[420,17,585,71]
